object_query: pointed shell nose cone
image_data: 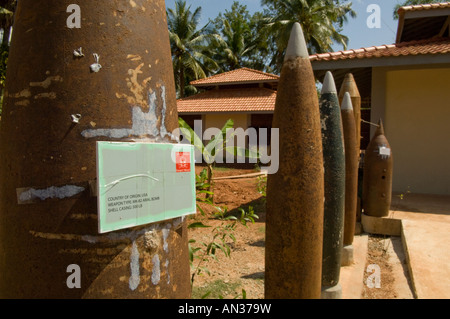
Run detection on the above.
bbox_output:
[341,92,353,110]
[321,71,337,94]
[339,73,360,98]
[374,119,385,136]
[284,22,309,61]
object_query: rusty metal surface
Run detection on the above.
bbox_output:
[0,0,190,298]
[341,106,358,246]
[265,55,324,299]
[362,121,393,218]
[339,73,361,152]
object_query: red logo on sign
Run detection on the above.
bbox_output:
[176,152,191,172]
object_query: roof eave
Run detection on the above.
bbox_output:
[191,79,279,87]
[178,110,274,115]
[402,6,450,19]
[396,6,450,42]
[311,53,450,71]
[396,10,406,44]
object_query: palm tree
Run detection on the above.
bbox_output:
[210,2,263,72]
[261,0,356,72]
[167,0,220,98]
[212,18,253,71]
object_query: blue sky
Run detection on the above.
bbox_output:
[165,0,406,51]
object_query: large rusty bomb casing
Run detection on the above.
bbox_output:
[362,121,393,217]
[0,0,190,298]
[319,71,345,288]
[265,22,324,299]
[341,93,358,246]
[338,73,361,154]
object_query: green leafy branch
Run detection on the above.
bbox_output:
[256,175,267,200]
[178,117,259,201]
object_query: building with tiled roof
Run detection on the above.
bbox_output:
[177,68,278,114]
[310,2,450,195]
[177,87,277,114]
[177,68,278,154]
[189,67,279,88]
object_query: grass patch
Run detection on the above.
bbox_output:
[192,279,243,299]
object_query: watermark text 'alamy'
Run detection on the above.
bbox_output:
[175,120,279,174]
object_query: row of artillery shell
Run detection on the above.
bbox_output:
[266,21,393,298]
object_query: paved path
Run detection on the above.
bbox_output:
[340,193,450,299]
[340,234,368,299]
[392,193,450,299]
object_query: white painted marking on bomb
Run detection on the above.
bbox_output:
[379,146,391,157]
[158,85,177,141]
[129,240,140,291]
[151,254,161,285]
[162,225,170,253]
[81,86,175,140]
[30,222,165,244]
[18,185,85,203]
[165,259,170,284]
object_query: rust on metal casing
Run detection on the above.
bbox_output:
[338,73,361,155]
[341,93,358,246]
[339,74,362,226]
[0,0,190,298]
[362,120,394,217]
[265,22,324,299]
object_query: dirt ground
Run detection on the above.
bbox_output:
[189,166,413,299]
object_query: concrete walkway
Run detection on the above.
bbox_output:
[391,193,450,299]
[345,193,450,299]
[338,193,450,299]
[340,234,368,299]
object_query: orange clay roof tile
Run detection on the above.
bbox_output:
[177,87,276,113]
[190,67,279,86]
[398,2,450,13]
[309,37,450,62]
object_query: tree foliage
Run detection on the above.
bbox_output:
[167,0,358,81]
[0,1,15,114]
[0,0,16,45]
[261,0,356,72]
[0,43,7,87]
[167,0,221,98]
[209,1,271,72]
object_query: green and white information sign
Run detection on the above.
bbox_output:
[96,142,196,233]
